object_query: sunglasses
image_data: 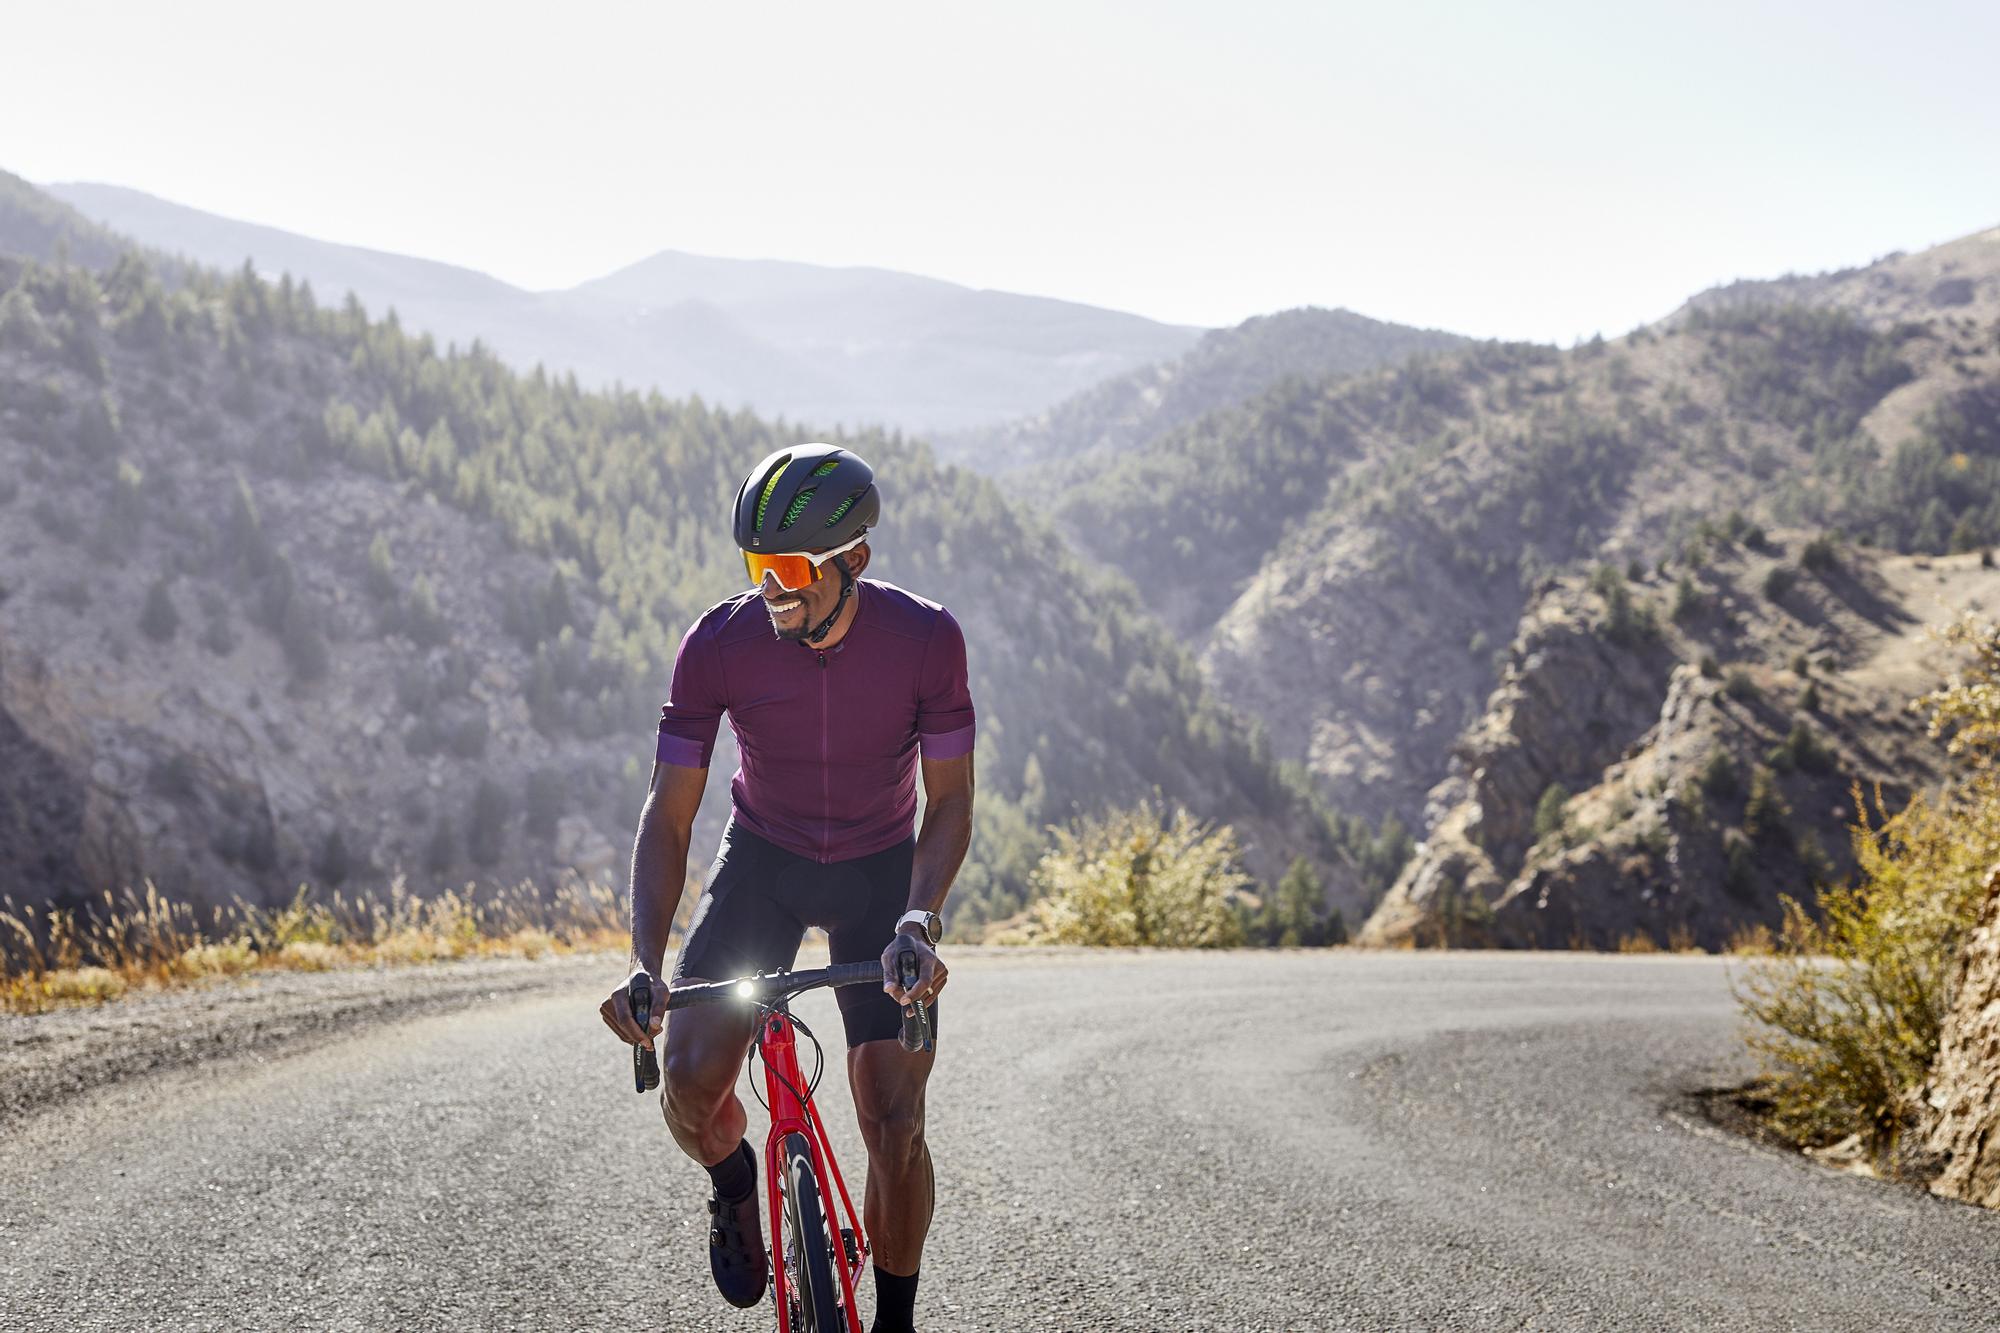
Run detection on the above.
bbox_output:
[743,531,868,592]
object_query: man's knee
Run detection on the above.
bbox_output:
[856,1096,926,1163]
[663,1025,742,1121]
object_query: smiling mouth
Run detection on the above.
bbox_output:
[765,597,803,614]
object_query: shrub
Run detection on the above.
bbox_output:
[1018,800,1248,947]
[1701,748,1739,797]
[1671,574,1703,623]
[1800,532,1841,572]
[1738,611,2000,1164]
[1767,721,1834,774]
[1736,778,2000,1159]
[1744,765,1791,843]
[1724,666,1759,701]
[1762,566,1797,601]
[1698,652,1721,679]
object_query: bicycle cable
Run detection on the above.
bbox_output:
[745,1001,828,1116]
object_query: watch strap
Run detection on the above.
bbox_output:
[895,909,941,943]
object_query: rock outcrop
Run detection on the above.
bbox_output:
[1921,864,2000,1207]
[1360,545,1964,949]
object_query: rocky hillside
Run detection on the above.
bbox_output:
[941,306,1466,474]
[1032,232,1991,814]
[1359,540,1983,948]
[0,178,1356,929]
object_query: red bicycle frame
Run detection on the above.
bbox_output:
[759,1004,869,1332]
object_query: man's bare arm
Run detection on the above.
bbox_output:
[629,760,709,978]
[906,752,974,919]
[882,752,973,1007]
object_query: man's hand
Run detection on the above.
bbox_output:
[881,929,947,1009]
[599,969,666,1049]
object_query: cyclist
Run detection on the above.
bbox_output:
[600,443,973,1333]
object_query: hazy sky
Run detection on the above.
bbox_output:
[6,0,1997,343]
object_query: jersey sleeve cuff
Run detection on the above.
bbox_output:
[918,724,975,761]
[656,731,711,768]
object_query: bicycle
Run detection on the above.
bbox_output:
[628,949,934,1333]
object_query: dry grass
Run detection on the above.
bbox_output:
[1726,922,1777,956]
[2,876,625,1014]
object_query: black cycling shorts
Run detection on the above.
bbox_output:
[671,819,934,1048]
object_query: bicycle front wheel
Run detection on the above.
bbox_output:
[781,1131,844,1332]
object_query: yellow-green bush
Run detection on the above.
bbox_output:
[1016,800,1249,947]
[1736,612,2000,1163]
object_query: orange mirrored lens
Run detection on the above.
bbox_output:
[743,552,820,591]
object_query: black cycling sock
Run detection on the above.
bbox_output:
[871,1266,919,1333]
[705,1139,755,1202]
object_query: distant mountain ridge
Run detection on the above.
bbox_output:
[945,305,1469,474]
[45,181,1202,436]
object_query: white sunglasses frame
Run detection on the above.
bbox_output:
[743,530,869,590]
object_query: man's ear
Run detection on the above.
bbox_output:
[841,542,871,577]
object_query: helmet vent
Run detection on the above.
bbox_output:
[779,487,817,530]
[753,455,792,530]
[810,457,842,478]
[823,490,865,528]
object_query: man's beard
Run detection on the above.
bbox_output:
[767,595,814,641]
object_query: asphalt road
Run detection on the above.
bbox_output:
[5,950,1999,1331]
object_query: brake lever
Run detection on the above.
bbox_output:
[895,948,934,1055]
[629,972,661,1093]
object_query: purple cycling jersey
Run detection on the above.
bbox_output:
[655,578,976,864]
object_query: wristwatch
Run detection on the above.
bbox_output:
[895,909,943,945]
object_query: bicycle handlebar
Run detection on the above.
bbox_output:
[663,960,885,1010]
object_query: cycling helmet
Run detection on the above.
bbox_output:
[733,444,880,554]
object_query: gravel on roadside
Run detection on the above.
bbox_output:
[0,950,623,1126]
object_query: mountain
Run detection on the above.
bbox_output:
[0,172,1358,932]
[44,182,1201,436]
[1014,222,2000,941]
[943,305,1469,474]
[1358,542,1958,949]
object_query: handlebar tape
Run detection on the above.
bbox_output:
[895,948,934,1055]
[628,973,661,1094]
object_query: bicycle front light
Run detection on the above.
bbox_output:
[736,980,756,1000]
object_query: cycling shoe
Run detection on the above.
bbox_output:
[707,1143,769,1309]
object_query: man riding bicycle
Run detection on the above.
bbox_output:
[600,444,973,1333]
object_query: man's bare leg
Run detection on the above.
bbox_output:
[849,1039,936,1273]
[663,995,768,1309]
[661,991,759,1162]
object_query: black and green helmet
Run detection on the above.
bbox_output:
[733,444,880,553]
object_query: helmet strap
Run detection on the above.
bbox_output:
[802,558,855,646]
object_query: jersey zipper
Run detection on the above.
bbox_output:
[817,648,830,864]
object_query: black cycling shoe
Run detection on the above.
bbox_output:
[707,1144,768,1309]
